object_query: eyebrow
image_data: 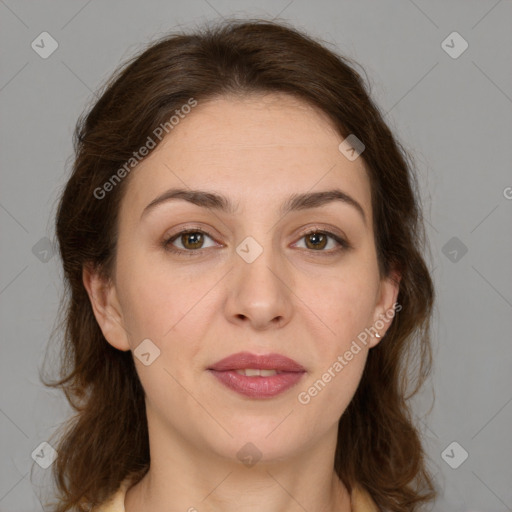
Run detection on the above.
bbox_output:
[140,187,366,225]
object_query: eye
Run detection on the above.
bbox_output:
[292,229,350,254]
[163,229,218,255]
[162,227,350,256]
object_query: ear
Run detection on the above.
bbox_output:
[368,269,401,348]
[82,263,131,352]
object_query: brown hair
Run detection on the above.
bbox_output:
[40,18,436,512]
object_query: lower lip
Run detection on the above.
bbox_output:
[208,370,306,398]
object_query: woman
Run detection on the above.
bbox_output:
[41,18,437,512]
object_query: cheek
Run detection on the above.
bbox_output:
[308,269,379,350]
[298,262,379,416]
[115,243,169,331]
[295,327,368,429]
[116,267,210,396]
[119,279,174,340]
[116,249,217,353]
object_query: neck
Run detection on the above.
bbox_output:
[125,468,351,512]
[124,414,352,512]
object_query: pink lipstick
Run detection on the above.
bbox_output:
[208,352,306,399]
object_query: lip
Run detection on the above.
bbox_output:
[208,351,306,372]
[208,352,306,399]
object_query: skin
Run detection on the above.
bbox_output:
[83,92,400,512]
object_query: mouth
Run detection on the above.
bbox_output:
[208,352,306,399]
[208,351,306,372]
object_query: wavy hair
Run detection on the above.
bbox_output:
[40,18,437,511]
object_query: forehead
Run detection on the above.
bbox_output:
[121,93,371,219]
[159,93,350,156]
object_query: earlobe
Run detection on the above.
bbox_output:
[82,263,131,352]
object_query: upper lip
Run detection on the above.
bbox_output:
[208,351,306,372]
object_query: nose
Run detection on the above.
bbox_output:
[224,239,293,331]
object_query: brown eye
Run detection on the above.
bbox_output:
[304,232,328,250]
[162,227,349,257]
[180,232,204,250]
[163,229,218,255]
[293,229,349,254]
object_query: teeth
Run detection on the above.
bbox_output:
[235,369,279,376]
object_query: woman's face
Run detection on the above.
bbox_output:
[85,93,399,464]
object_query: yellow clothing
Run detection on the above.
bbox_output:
[91,477,379,511]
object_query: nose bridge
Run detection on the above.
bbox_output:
[237,233,279,285]
[226,229,292,328]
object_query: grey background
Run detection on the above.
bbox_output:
[1,0,511,510]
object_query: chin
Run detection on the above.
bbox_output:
[204,423,311,466]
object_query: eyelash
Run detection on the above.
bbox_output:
[161,226,351,257]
